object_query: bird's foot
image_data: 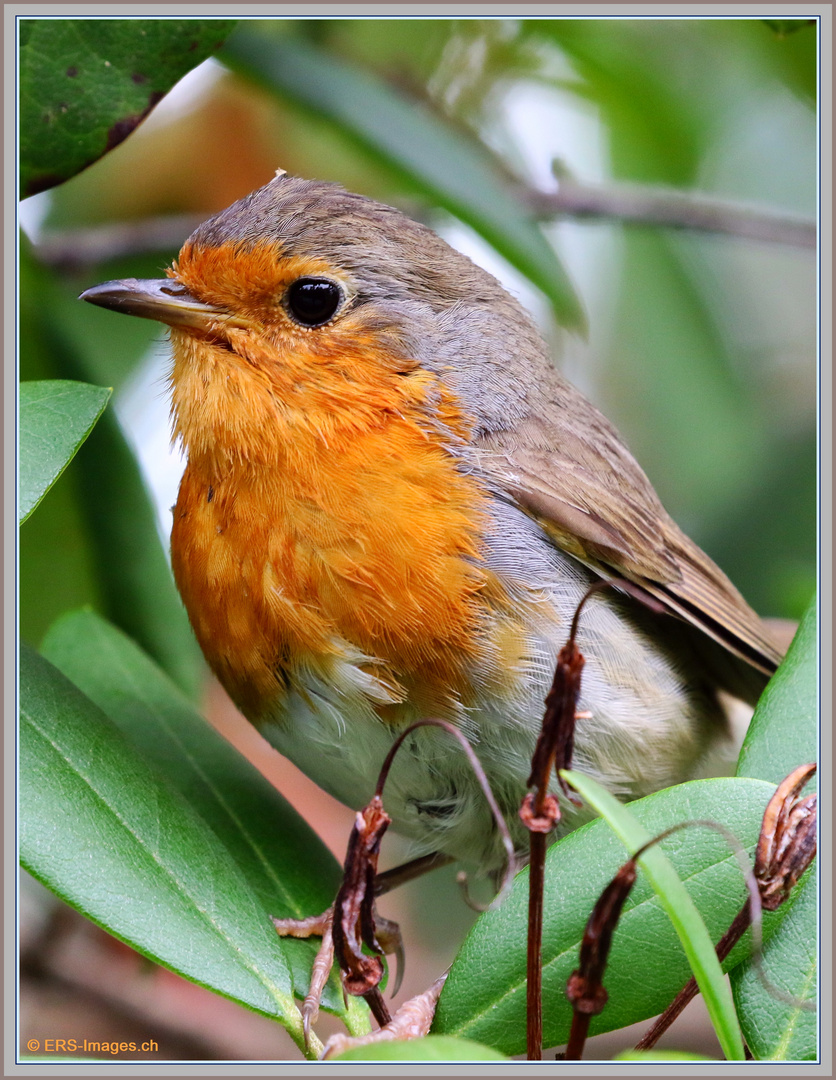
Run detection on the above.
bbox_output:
[272,904,404,1048]
[321,973,447,1060]
[273,907,336,1045]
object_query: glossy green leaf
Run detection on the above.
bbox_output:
[732,596,818,1060]
[220,30,585,331]
[562,771,745,1061]
[19,457,103,649]
[330,1035,507,1062]
[731,865,817,1061]
[18,643,318,1054]
[756,19,817,105]
[19,19,238,196]
[737,595,818,784]
[39,608,367,1031]
[19,379,111,523]
[435,776,777,1056]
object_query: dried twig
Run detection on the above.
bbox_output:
[565,860,638,1060]
[330,796,398,1023]
[32,177,816,280]
[32,214,206,272]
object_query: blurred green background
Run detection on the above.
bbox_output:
[20,18,817,669]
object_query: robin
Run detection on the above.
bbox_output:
[81,171,782,875]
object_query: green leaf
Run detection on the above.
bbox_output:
[19,19,239,197]
[731,865,817,1060]
[524,20,713,185]
[19,240,106,642]
[737,595,817,784]
[435,776,777,1056]
[18,643,318,1054]
[731,595,818,1060]
[616,1049,714,1061]
[39,608,367,1031]
[220,30,585,331]
[19,379,111,523]
[561,771,745,1061]
[756,19,817,105]
[330,1035,507,1062]
[73,408,206,696]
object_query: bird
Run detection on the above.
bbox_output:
[81,170,782,876]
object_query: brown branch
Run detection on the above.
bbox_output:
[374,853,454,896]
[523,181,816,249]
[525,830,546,1060]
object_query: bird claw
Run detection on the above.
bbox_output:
[370,914,405,998]
[272,904,405,1045]
[321,973,447,1060]
[273,907,335,1046]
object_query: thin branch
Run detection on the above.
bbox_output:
[523,180,816,249]
[31,214,205,272]
[31,178,815,277]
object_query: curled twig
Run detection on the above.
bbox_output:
[330,795,396,1024]
[563,817,753,1060]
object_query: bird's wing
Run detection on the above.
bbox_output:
[475,389,783,677]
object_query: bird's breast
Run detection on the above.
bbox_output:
[170,406,500,720]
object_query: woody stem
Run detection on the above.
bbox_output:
[523,181,816,248]
[364,986,392,1028]
[564,1012,591,1061]
[526,830,547,1060]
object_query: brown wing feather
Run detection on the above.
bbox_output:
[475,379,783,679]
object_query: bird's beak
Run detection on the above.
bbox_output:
[79,278,252,332]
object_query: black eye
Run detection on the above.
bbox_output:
[285,278,343,327]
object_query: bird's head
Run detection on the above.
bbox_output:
[81,172,550,467]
